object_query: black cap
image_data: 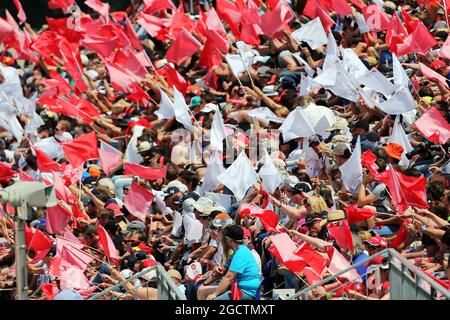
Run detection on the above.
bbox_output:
[289,182,312,195]
[308,134,323,147]
[366,131,380,142]
[223,224,244,242]
[303,213,323,227]
[350,119,369,132]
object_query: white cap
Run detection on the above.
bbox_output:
[201,103,218,113]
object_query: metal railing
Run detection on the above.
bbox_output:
[289,249,450,300]
[88,263,186,300]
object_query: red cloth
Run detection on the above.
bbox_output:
[105,62,137,93]
[0,162,17,182]
[13,0,26,24]
[345,204,374,224]
[99,141,123,177]
[231,280,244,300]
[48,0,75,10]
[294,243,327,275]
[389,221,409,249]
[361,149,380,175]
[97,223,120,265]
[362,3,390,32]
[268,233,307,273]
[386,13,408,54]
[46,204,71,235]
[25,226,53,263]
[41,283,59,300]
[375,166,429,213]
[317,6,335,32]
[397,22,437,56]
[303,0,333,18]
[332,0,352,16]
[60,245,94,271]
[303,266,323,285]
[250,209,279,233]
[327,219,354,252]
[168,4,195,39]
[261,1,294,38]
[60,131,99,168]
[124,162,167,180]
[166,28,201,65]
[85,0,109,18]
[401,7,420,33]
[418,62,449,89]
[159,63,189,94]
[415,107,450,144]
[123,182,155,221]
[81,34,118,60]
[143,0,176,15]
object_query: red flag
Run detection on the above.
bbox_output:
[48,0,74,10]
[303,0,333,18]
[60,131,99,168]
[56,231,84,256]
[261,1,295,38]
[60,245,94,271]
[97,223,120,265]
[25,226,53,263]
[375,166,428,213]
[239,11,262,46]
[104,62,137,93]
[85,0,110,19]
[268,233,307,273]
[123,14,143,51]
[348,0,367,9]
[327,246,362,282]
[419,62,449,89]
[123,182,155,221]
[386,13,408,53]
[136,13,171,38]
[327,219,354,252]
[46,204,71,235]
[0,162,18,183]
[414,107,450,145]
[126,83,150,106]
[13,0,27,24]
[112,49,148,80]
[250,209,279,232]
[166,28,201,65]
[317,6,335,32]
[143,0,176,14]
[332,0,352,16]
[99,141,123,176]
[169,4,195,39]
[124,162,167,180]
[345,204,374,224]
[0,17,14,42]
[159,64,189,94]
[401,7,420,33]
[41,283,59,300]
[294,243,327,275]
[231,280,244,300]
[303,266,323,285]
[362,3,390,32]
[389,220,409,248]
[58,38,88,94]
[59,267,90,290]
[361,149,379,175]
[81,34,118,60]
[404,22,437,54]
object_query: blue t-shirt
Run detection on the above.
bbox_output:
[228,245,262,297]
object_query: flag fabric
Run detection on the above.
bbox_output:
[217,151,259,201]
[375,165,428,213]
[46,204,71,235]
[97,223,120,265]
[155,89,175,120]
[210,110,228,151]
[258,152,283,194]
[124,162,167,180]
[389,221,409,248]
[25,226,54,263]
[143,0,176,14]
[294,243,327,275]
[356,68,395,97]
[392,53,409,89]
[303,266,323,285]
[388,115,413,166]
[85,0,110,19]
[414,107,450,145]
[419,62,449,88]
[48,0,75,10]
[379,86,417,115]
[60,131,99,168]
[59,267,90,290]
[439,35,450,60]
[225,54,250,78]
[268,233,307,273]
[99,141,123,176]
[231,280,244,300]
[13,0,27,24]
[261,0,294,38]
[362,3,390,32]
[327,219,354,252]
[360,149,379,176]
[173,86,195,131]
[345,204,374,224]
[397,22,437,56]
[41,283,59,300]
[317,6,335,32]
[332,0,352,16]
[339,136,362,193]
[291,18,328,50]
[327,246,362,283]
[56,231,84,257]
[124,182,155,221]
[60,245,94,271]
[250,209,279,233]
[160,64,188,94]
[279,108,315,143]
[166,28,201,65]
[200,151,225,194]
[124,125,144,164]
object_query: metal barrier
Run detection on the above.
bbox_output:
[289,249,450,300]
[88,264,186,300]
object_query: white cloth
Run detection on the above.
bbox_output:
[339,136,362,193]
[173,87,195,131]
[291,17,328,49]
[279,107,315,143]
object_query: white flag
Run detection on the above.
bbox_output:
[124,125,144,164]
[258,151,283,194]
[312,66,337,88]
[200,150,225,194]
[279,107,315,143]
[236,41,255,67]
[329,62,360,102]
[357,68,395,97]
[292,53,315,77]
[291,17,328,50]
[171,210,183,238]
[34,137,64,160]
[355,12,370,33]
[339,136,362,193]
[341,48,368,79]
[155,89,175,120]
[392,53,409,90]
[225,54,248,78]
[217,151,259,201]
[323,32,339,71]
[210,110,228,151]
[173,87,195,132]
[388,116,413,166]
[248,107,284,123]
[379,86,417,114]
[205,192,233,211]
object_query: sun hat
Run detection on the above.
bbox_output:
[333,143,350,156]
[162,180,188,193]
[325,118,349,132]
[383,143,404,160]
[211,213,234,228]
[327,210,346,222]
[193,197,215,213]
[167,269,182,281]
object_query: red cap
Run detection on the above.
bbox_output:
[364,236,388,248]
[430,60,446,71]
[141,259,157,268]
[105,203,123,217]
[137,243,154,255]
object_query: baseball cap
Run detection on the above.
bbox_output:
[201,103,218,113]
[284,175,300,188]
[162,180,189,194]
[193,197,215,213]
[211,213,234,228]
[364,236,388,248]
[200,206,226,217]
[223,224,244,241]
[186,85,202,95]
[327,210,346,222]
[350,119,369,131]
[105,202,123,216]
[308,134,323,147]
[383,143,404,160]
[331,135,350,144]
[333,143,350,156]
[190,96,201,107]
[289,182,313,195]
[122,220,146,234]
